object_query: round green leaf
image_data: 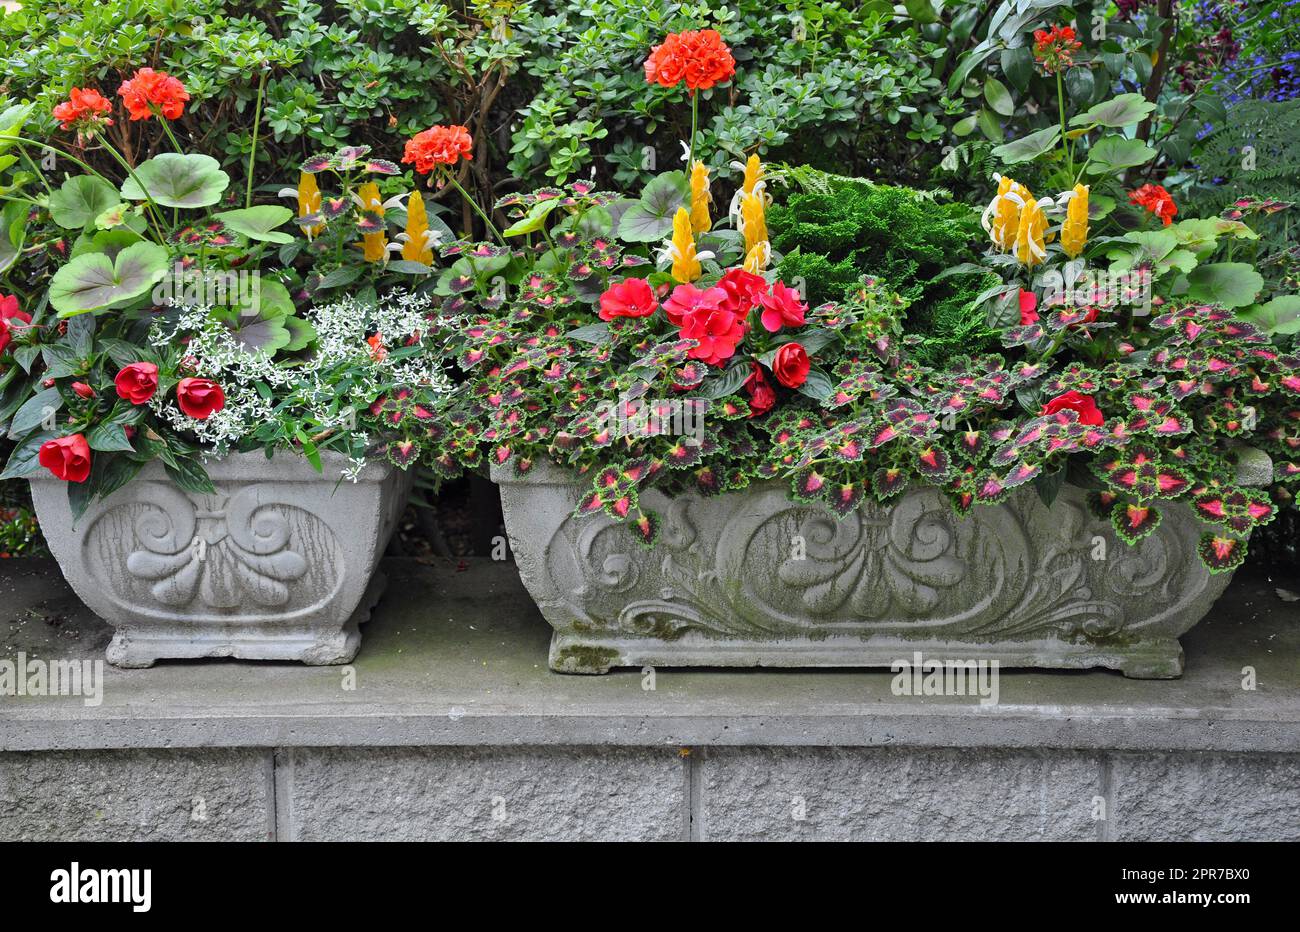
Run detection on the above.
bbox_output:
[991,125,1061,165]
[48,175,119,229]
[1086,135,1156,173]
[1241,296,1300,336]
[120,153,230,209]
[1064,66,1096,103]
[48,241,169,316]
[1070,93,1156,129]
[1186,263,1264,309]
[213,205,296,243]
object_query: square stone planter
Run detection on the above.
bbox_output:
[30,451,411,667]
[493,461,1237,678]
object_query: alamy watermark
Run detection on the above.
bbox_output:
[0,652,103,707]
[1039,266,1153,318]
[890,651,1000,706]
[152,264,261,310]
[595,397,707,443]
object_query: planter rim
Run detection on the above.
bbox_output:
[28,448,393,487]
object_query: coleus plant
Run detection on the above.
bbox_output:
[416,29,1299,574]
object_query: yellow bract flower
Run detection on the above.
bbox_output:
[356,182,387,264]
[296,172,324,238]
[1061,183,1089,259]
[742,153,764,196]
[743,241,770,274]
[983,175,1032,252]
[689,160,712,234]
[739,189,768,261]
[670,207,701,282]
[1013,195,1048,267]
[401,190,434,265]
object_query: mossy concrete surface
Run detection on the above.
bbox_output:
[0,556,1297,840]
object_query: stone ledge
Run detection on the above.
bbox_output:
[1,557,1297,754]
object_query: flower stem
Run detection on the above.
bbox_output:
[446,173,504,245]
[245,70,269,209]
[688,91,700,170]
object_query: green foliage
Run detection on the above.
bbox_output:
[769,176,994,361]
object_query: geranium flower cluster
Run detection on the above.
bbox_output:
[53,67,188,141]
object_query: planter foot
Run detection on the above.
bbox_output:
[104,634,156,669]
[1115,640,1185,679]
[549,634,619,674]
[300,571,388,666]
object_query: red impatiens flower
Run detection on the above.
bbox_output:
[758,281,808,333]
[402,125,474,174]
[716,267,770,315]
[115,362,159,405]
[743,363,775,417]
[118,68,189,121]
[645,29,736,92]
[1129,183,1178,226]
[663,283,745,366]
[1019,288,1039,326]
[599,277,658,321]
[176,377,225,420]
[1041,390,1104,426]
[1032,25,1082,74]
[52,88,114,138]
[772,342,810,389]
[71,382,95,400]
[0,295,30,355]
[38,434,92,483]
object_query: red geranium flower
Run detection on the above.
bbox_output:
[758,281,808,332]
[115,362,159,405]
[38,434,92,483]
[743,363,775,417]
[402,125,474,174]
[1129,183,1178,226]
[716,267,770,315]
[772,342,810,388]
[52,88,114,137]
[118,68,189,121]
[176,377,225,420]
[1041,390,1104,426]
[645,29,736,92]
[1033,25,1082,74]
[598,278,658,321]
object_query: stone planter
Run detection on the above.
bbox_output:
[494,461,1237,678]
[30,451,410,667]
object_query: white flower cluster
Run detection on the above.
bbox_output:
[148,292,451,477]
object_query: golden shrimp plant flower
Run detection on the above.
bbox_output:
[283,172,324,239]
[981,175,1031,253]
[355,182,388,263]
[689,160,712,234]
[1060,183,1089,259]
[398,190,438,265]
[738,189,769,267]
[661,207,710,282]
[1013,195,1049,267]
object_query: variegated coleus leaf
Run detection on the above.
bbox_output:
[1197,533,1248,573]
[1042,364,1103,395]
[1093,445,1191,501]
[1193,487,1275,534]
[1111,501,1162,544]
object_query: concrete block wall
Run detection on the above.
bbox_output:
[3,747,1297,841]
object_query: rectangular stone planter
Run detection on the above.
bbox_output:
[493,461,1235,678]
[30,451,410,667]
